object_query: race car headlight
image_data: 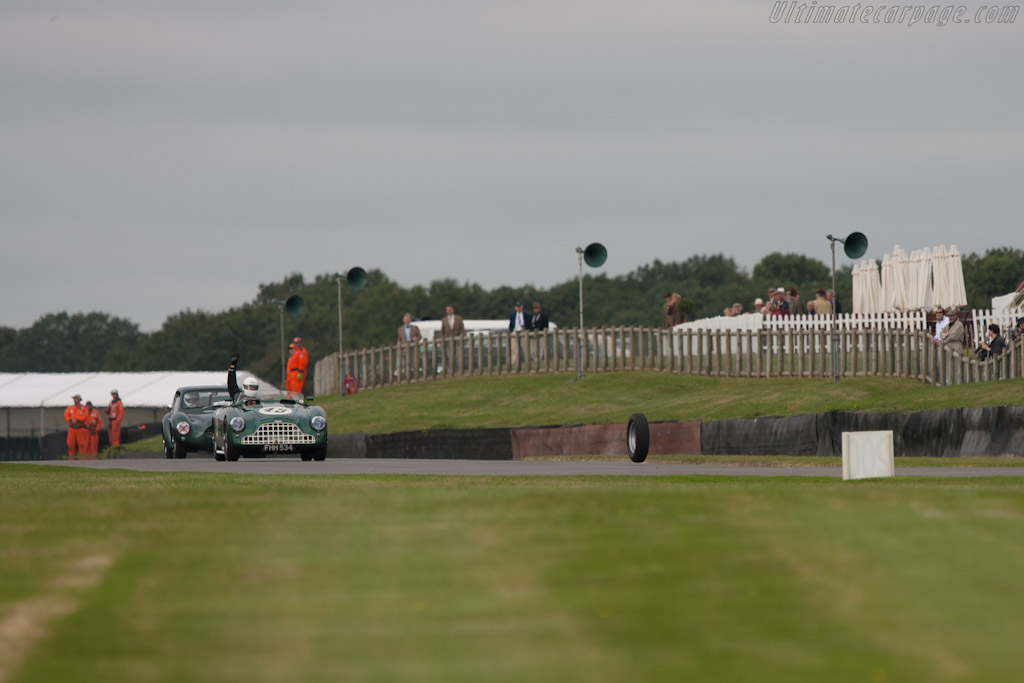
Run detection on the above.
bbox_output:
[311,415,326,431]
[175,421,190,435]
[229,416,246,432]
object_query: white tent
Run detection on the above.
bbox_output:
[0,371,275,439]
[0,371,273,409]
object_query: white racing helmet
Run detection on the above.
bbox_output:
[241,376,259,398]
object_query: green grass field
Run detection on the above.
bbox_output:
[2,464,1023,683]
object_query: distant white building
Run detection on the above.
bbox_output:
[0,371,273,438]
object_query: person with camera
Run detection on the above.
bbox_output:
[977,323,1006,361]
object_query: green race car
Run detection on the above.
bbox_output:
[161,386,232,459]
[212,390,328,462]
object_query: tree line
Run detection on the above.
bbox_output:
[2,249,1021,387]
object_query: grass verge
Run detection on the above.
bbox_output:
[2,464,1023,682]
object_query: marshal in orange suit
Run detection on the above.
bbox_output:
[285,337,309,394]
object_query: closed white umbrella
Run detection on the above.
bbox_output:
[932,245,952,308]
[907,249,921,309]
[852,261,864,313]
[948,244,968,308]
[880,253,895,313]
[891,245,911,312]
[918,246,934,310]
[864,258,882,314]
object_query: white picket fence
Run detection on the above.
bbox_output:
[314,308,1024,395]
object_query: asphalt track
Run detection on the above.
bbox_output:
[17,458,1024,477]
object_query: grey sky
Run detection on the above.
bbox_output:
[2,1,1020,331]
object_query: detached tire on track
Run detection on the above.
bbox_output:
[627,413,650,463]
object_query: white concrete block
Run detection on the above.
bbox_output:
[842,431,895,480]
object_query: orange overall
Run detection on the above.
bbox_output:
[285,346,309,393]
[86,407,102,456]
[107,397,124,446]
[64,403,90,458]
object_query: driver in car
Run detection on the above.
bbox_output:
[227,354,261,406]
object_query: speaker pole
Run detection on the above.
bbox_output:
[336,274,345,395]
[826,232,866,382]
[335,267,367,396]
[278,301,287,388]
[577,248,585,380]
[829,236,839,382]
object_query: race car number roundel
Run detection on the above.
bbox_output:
[258,406,294,416]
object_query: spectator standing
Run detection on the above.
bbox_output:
[661,293,675,328]
[978,324,1007,360]
[440,305,466,337]
[509,301,529,369]
[397,313,421,344]
[285,337,309,394]
[669,293,685,325]
[812,288,832,316]
[933,307,950,341]
[1008,316,1024,343]
[64,394,89,459]
[935,308,965,353]
[106,389,124,447]
[85,401,102,457]
[826,289,843,314]
[439,305,466,374]
[397,313,421,381]
[770,288,790,316]
[529,301,550,364]
[787,289,800,315]
[731,303,743,316]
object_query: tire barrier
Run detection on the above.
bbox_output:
[701,414,820,456]
[510,420,701,459]
[0,437,42,461]
[959,406,1024,457]
[364,428,513,460]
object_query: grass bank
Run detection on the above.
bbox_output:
[2,465,1022,682]
[125,372,1024,455]
[317,373,1024,434]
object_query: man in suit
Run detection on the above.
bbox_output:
[397,313,422,344]
[508,301,529,370]
[439,305,466,375]
[440,306,466,337]
[397,313,421,381]
[528,301,550,366]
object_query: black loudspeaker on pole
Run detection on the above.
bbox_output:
[346,267,368,291]
[284,295,305,317]
[583,242,608,267]
[827,231,868,383]
[575,242,608,380]
[831,231,868,259]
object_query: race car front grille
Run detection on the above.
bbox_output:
[240,421,315,445]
